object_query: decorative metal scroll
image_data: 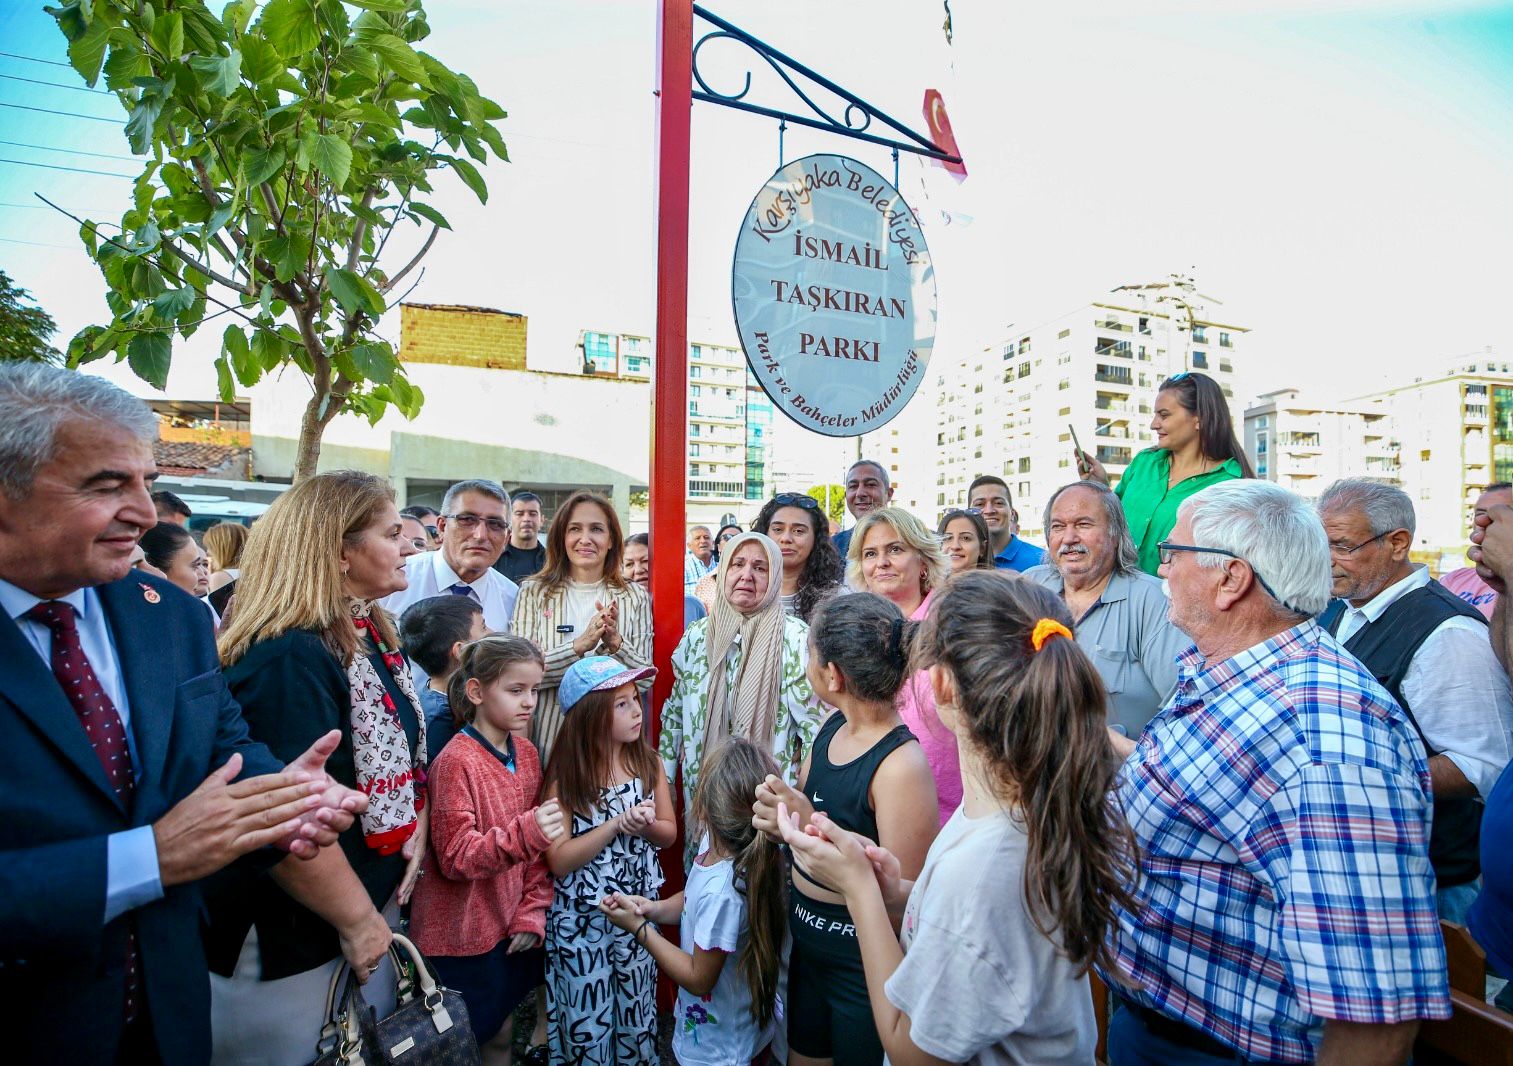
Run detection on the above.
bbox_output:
[691,4,963,165]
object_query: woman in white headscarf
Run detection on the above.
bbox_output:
[658,531,827,866]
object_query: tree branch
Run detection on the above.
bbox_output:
[345,187,377,272]
[379,224,438,295]
[161,238,255,296]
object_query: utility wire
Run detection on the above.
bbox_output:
[0,72,111,94]
[0,157,133,178]
[0,236,76,249]
[0,51,72,69]
[0,201,51,209]
[0,100,123,124]
[0,139,138,162]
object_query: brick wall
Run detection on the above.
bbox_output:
[400,303,528,370]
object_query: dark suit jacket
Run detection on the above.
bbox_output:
[0,571,282,1065]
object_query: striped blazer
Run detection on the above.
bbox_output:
[509,577,652,762]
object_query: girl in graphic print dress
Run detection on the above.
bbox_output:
[542,657,676,1065]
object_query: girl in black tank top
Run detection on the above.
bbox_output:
[752,593,940,1066]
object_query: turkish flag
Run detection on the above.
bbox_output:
[922,89,967,179]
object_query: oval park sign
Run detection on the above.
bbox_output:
[731,154,936,437]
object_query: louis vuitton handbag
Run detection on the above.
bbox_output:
[312,933,480,1066]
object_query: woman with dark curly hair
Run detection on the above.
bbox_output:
[753,492,845,622]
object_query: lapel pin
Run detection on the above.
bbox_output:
[139,583,161,604]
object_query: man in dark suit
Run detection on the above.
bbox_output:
[0,364,378,1064]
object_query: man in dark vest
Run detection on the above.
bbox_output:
[1318,478,1513,920]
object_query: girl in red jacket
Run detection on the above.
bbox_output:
[411,635,566,1065]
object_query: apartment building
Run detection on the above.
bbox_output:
[1244,389,1400,501]
[579,329,775,524]
[1348,353,1513,562]
[929,290,1247,540]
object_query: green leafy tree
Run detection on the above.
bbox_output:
[48,0,507,481]
[806,484,846,526]
[0,271,62,364]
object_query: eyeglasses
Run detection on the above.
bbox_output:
[445,513,509,535]
[1328,530,1392,557]
[942,507,983,519]
[1156,541,1309,616]
[424,525,439,538]
[408,537,428,551]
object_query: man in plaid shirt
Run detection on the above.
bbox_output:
[1103,480,1450,1065]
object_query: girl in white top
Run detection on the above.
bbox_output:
[777,571,1137,1066]
[601,740,787,1066]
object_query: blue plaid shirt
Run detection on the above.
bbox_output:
[1103,621,1450,1062]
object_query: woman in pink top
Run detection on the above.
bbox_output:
[844,507,962,822]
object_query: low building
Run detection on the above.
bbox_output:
[1244,389,1399,501]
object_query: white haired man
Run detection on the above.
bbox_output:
[1316,478,1513,921]
[1103,480,1448,1065]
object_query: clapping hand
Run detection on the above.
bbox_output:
[279,729,370,857]
[596,600,622,654]
[572,613,608,657]
[618,798,658,837]
[752,774,810,842]
[535,798,566,842]
[599,891,657,932]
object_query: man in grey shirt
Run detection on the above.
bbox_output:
[1024,481,1189,736]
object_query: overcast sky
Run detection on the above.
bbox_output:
[2,0,1511,411]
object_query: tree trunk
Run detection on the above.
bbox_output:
[292,389,329,484]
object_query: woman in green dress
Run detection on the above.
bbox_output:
[1078,371,1253,575]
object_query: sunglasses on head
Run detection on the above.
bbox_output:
[772,492,822,512]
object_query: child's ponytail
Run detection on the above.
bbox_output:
[688,739,785,1027]
[912,570,1137,974]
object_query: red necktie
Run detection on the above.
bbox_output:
[24,600,140,1021]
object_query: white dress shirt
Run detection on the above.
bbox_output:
[1336,565,1513,798]
[380,549,519,633]
[0,577,162,921]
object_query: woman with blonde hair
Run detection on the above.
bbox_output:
[204,520,249,616]
[509,489,652,762]
[207,470,426,1065]
[846,507,962,822]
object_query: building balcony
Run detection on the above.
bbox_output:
[1093,318,1132,333]
[1097,445,1133,465]
[1095,399,1133,413]
[1094,344,1133,359]
[1094,371,1133,386]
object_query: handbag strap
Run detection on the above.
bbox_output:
[314,965,369,1066]
[387,932,457,1035]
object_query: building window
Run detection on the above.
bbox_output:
[1192,326,1208,344]
[1018,482,1030,497]
[1192,351,1208,369]
[690,463,699,475]
[1138,317,1150,334]
[1058,328,1071,339]
[1017,361,1031,378]
[1058,379,1070,391]
[1017,457,1030,473]
[1059,406,1071,417]
[1219,331,1232,348]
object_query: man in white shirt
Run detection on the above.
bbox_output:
[1317,478,1513,920]
[382,479,518,631]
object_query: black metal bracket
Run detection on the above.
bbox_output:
[691,4,962,167]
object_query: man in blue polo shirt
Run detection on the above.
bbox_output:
[968,475,1043,572]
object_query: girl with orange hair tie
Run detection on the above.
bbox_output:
[775,570,1136,1065]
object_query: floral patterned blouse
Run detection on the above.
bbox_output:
[658,614,826,866]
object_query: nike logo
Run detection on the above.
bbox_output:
[812,793,822,805]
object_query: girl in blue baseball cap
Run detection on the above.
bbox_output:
[540,656,674,1064]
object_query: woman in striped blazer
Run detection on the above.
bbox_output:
[510,490,652,761]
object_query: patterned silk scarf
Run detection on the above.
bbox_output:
[349,601,428,855]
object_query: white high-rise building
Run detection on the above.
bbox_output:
[926,284,1247,540]
[1348,351,1513,565]
[1244,389,1400,501]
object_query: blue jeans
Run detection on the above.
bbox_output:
[1108,999,1247,1066]
[1438,879,1481,924]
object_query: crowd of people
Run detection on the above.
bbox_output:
[5,358,1513,1066]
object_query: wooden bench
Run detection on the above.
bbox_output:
[1416,921,1513,1066]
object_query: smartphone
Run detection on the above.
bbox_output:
[1069,424,1086,472]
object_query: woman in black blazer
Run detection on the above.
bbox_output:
[206,471,428,1065]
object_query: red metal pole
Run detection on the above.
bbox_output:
[650,0,693,1013]
[650,0,691,743]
